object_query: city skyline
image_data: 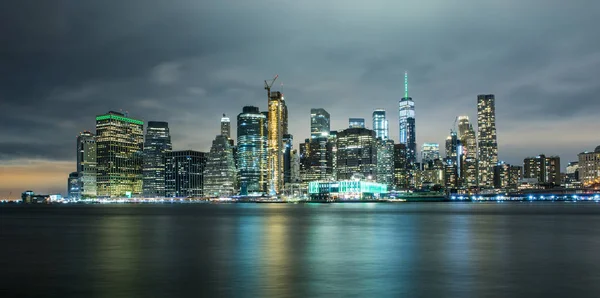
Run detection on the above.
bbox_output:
[1,1,600,197]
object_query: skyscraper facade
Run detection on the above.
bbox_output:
[236,106,268,194]
[68,172,81,199]
[393,144,408,189]
[349,118,365,129]
[204,135,237,197]
[283,134,294,185]
[457,116,478,188]
[376,139,395,188]
[311,108,330,138]
[142,121,172,198]
[95,111,144,198]
[477,94,498,189]
[372,109,389,140]
[578,146,600,187]
[335,127,377,180]
[524,154,561,186]
[165,150,207,198]
[221,114,231,139]
[421,143,440,164]
[399,72,416,167]
[267,91,285,194]
[76,131,97,198]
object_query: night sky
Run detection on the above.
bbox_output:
[1,0,599,197]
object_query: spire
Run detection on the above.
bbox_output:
[404,71,409,99]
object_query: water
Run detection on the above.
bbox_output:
[2,202,600,298]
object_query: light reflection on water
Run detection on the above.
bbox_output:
[2,203,600,298]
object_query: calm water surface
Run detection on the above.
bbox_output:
[2,203,600,298]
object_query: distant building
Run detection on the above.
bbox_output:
[308,180,387,201]
[565,161,580,188]
[578,146,600,187]
[393,143,408,189]
[421,143,440,164]
[95,111,144,198]
[236,106,268,194]
[399,72,416,167]
[221,114,231,139]
[142,121,172,198]
[67,172,81,199]
[21,191,49,204]
[283,134,294,185]
[76,131,97,198]
[509,165,523,190]
[457,116,477,189]
[300,137,335,183]
[349,118,365,129]
[477,94,499,189]
[310,108,330,138]
[523,154,561,187]
[267,91,285,194]
[335,127,377,180]
[376,139,395,188]
[493,162,510,190]
[372,109,389,140]
[204,135,237,197]
[165,150,207,198]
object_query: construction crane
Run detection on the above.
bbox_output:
[264,75,279,97]
[450,116,458,135]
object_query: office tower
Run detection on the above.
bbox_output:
[493,162,511,190]
[372,109,389,140]
[95,111,144,198]
[509,165,522,190]
[349,118,365,129]
[523,154,561,186]
[142,121,172,198]
[204,135,237,197]
[578,146,600,187]
[267,91,285,194]
[300,137,335,182]
[165,150,206,198]
[444,163,458,189]
[311,108,330,138]
[329,131,338,180]
[76,131,97,198]
[376,139,395,188]
[335,127,377,180]
[477,94,498,189]
[221,114,231,138]
[422,159,445,186]
[421,143,440,164]
[67,172,81,199]
[291,149,301,183]
[283,134,293,184]
[236,106,268,194]
[393,143,408,189]
[457,116,478,188]
[565,161,579,187]
[399,72,416,167]
[282,101,289,135]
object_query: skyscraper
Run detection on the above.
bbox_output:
[393,144,408,189]
[399,72,416,167]
[76,131,97,198]
[68,172,80,199]
[204,135,237,197]
[221,114,231,139]
[283,134,294,185]
[578,146,600,187]
[457,116,478,188]
[376,139,395,188]
[372,109,389,140]
[349,118,365,129]
[267,91,285,194]
[165,150,207,198]
[310,108,330,138]
[421,143,440,164]
[236,106,268,194]
[142,121,172,198]
[95,111,144,198]
[523,154,561,187]
[335,127,377,180]
[477,94,498,189]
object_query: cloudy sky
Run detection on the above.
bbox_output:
[1,0,599,197]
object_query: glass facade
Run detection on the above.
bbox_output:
[477,94,498,189]
[165,150,206,198]
[376,139,395,188]
[95,111,144,198]
[348,118,365,129]
[204,135,237,197]
[237,106,268,194]
[372,109,389,140]
[335,127,377,180]
[142,121,172,198]
[308,180,387,200]
[76,131,97,198]
[399,72,416,167]
[310,108,330,138]
[421,143,440,164]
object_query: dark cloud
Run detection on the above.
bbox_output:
[1,0,600,196]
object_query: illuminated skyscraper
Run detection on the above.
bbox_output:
[477,94,498,189]
[335,127,377,180]
[310,108,330,138]
[578,146,600,187]
[95,111,144,198]
[165,150,206,198]
[142,121,172,198]
[376,139,395,188]
[76,131,97,198]
[267,91,285,194]
[372,109,389,140]
[421,143,440,164]
[393,144,408,189]
[204,135,237,197]
[221,114,231,139]
[399,71,416,167]
[457,116,478,188]
[68,172,80,199]
[523,154,561,187]
[349,118,365,129]
[283,134,294,185]
[236,106,268,194]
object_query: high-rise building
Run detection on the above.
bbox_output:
[310,108,330,138]
[300,137,335,183]
[457,116,478,189]
[421,143,440,164]
[477,94,498,189]
[372,109,389,140]
[221,114,231,139]
[393,144,408,189]
[283,134,293,185]
[142,121,172,198]
[523,154,561,187]
[291,149,301,183]
[267,91,285,194]
[509,165,522,190]
[578,146,600,187]
[493,161,511,190]
[335,127,377,180]
[67,172,81,199]
[95,111,144,198]
[399,72,416,167]
[165,150,207,198]
[376,139,395,188]
[236,106,268,194]
[76,131,97,198]
[204,135,237,197]
[349,118,365,129]
[565,161,580,187]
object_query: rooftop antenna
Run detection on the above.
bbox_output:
[404,71,409,99]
